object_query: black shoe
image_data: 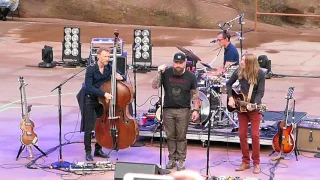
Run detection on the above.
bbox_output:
[94,149,109,158]
[85,151,94,161]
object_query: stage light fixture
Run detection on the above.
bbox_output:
[62,27,81,66]
[133,29,152,63]
[38,45,56,68]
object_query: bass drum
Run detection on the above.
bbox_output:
[190,89,220,125]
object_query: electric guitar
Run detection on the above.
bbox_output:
[227,89,267,113]
[272,87,295,154]
[19,77,38,145]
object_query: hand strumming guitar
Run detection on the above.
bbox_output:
[228,97,236,108]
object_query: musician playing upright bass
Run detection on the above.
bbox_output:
[226,53,265,174]
[83,47,126,161]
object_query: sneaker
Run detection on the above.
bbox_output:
[177,160,185,171]
[165,160,176,169]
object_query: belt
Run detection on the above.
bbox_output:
[85,94,97,99]
[163,107,190,109]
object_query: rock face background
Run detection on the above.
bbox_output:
[15,0,320,29]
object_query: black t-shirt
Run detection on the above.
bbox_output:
[161,67,197,108]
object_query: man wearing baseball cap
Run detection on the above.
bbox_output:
[151,52,200,171]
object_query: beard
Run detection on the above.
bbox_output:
[173,67,185,76]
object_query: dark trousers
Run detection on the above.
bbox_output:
[0,8,10,18]
[237,111,261,165]
[83,95,103,152]
[163,108,190,161]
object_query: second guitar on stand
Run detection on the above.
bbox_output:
[16,76,47,161]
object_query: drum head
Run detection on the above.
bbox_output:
[191,91,210,123]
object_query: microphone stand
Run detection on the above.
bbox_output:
[132,44,138,118]
[238,14,245,57]
[50,66,88,168]
[158,71,170,175]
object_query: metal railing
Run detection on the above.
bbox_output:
[255,0,320,31]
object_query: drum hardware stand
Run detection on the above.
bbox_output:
[202,86,238,130]
[218,13,245,57]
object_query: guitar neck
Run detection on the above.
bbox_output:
[22,84,29,120]
[238,101,262,109]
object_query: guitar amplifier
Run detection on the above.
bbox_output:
[296,120,320,153]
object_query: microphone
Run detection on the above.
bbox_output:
[210,39,218,43]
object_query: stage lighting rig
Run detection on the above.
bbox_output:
[62,27,81,67]
[133,29,152,63]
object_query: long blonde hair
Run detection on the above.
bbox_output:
[238,53,260,84]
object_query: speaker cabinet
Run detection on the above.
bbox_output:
[110,56,127,76]
[296,121,320,153]
[114,162,161,180]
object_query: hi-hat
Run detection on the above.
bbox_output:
[200,62,217,71]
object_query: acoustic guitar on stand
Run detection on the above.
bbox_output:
[272,87,295,157]
[227,89,267,113]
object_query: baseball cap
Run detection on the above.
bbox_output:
[173,52,186,62]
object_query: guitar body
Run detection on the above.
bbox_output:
[227,89,248,112]
[272,120,295,153]
[20,117,38,145]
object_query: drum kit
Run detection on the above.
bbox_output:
[191,64,239,130]
[175,46,240,130]
[152,46,240,131]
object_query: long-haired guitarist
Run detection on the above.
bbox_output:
[226,53,266,174]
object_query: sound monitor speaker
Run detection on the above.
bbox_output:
[114,162,161,180]
[110,56,127,76]
[296,121,320,153]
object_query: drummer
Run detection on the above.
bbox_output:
[217,30,239,68]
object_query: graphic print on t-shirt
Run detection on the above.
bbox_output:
[171,85,183,101]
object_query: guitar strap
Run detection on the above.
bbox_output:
[247,83,254,103]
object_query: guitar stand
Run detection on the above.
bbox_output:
[16,144,47,161]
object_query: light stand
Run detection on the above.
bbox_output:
[50,67,87,168]
[158,72,170,175]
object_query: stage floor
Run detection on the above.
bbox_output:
[139,111,307,146]
[1,18,320,180]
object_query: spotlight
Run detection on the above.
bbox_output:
[133,29,152,63]
[38,45,56,68]
[62,27,81,67]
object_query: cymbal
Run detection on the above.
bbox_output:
[176,46,201,62]
[200,62,218,71]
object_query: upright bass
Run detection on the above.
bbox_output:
[95,29,139,150]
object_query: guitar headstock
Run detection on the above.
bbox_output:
[259,104,268,112]
[18,76,26,89]
[286,87,295,99]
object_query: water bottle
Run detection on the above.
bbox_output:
[136,113,143,126]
